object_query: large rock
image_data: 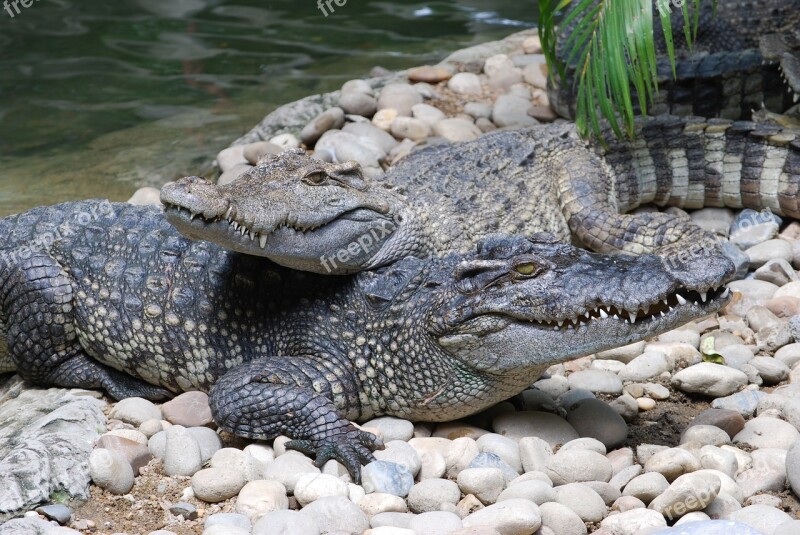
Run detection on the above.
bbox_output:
[0,377,106,520]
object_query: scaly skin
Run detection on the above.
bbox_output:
[0,201,729,478]
[549,0,800,120]
[162,115,799,286]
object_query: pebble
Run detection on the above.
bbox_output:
[443,437,479,478]
[35,504,72,525]
[749,356,790,384]
[457,467,505,505]
[648,471,720,520]
[655,520,766,534]
[300,107,345,145]
[785,440,800,498]
[294,473,349,506]
[300,496,369,535]
[496,479,555,504]
[390,116,432,141]
[644,448,701,481]
[407,479,460,513]
[96,434,153,475]
[610,465,643,491]
[671,363,748,397]
[745,239,794,269]
[106,428,148,445]
[518,437,552,473]
[538,502,587,535]
[164,425,203,477]
[560,437,607,455]
[567,370,624,395]
[522,62,548,89]
[698,446,738,478]
[555,482,607,522]
[263,452,321,494]
[710,390,767,417]
[545,449,613,485]
[447,72,482,95]
[89,448,134,495]
[775,343,800,367]
[717,345,755,370]
[242,141,282,165]
[492,410,579,445]
[755,259,798,286]
[188,426,223,464]
[680,425,730,446]
[565,398,628,449]
[377,84,422,116]
[600,508,667,534]
[373,108,399,131]
[109,397,162,426]
[375,440,422,477]
[733,416,800,450]
[253,509,319,535]
[492,94,538,128]
[408,65,453,83]
[269,133,300,149]
[169,502,197,520]
[730,504,794,534]
[218,163,252,186]
[161,391,214,428]
[410,103,446,126]
[408,511,463,535]
[585,481,622,506]
[235,480,289,522]
[432,118,482,142]
[463,102,492,119]
[362,461,415,497]
[358,493,409,516]
[139,418,163,437]
[619,352,671,382]
[462,499,542,535]
[338,91,378,117]
[623,472,669,504]
[206,512,252,532]
[596,341,647,363]
[467,452,518,485]
[476,433,522,474]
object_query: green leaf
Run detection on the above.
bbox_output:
[539,0,716,140]
[700,336,726,365]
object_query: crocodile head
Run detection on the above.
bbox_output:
[760,28,800,100]
[412,233,729,379]
[161,149,405,273]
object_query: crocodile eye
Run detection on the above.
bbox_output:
[514,263,537,276]
[303,171,327,184]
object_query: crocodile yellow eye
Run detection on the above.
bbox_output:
[515,263,536,275]
[303,171,326,184]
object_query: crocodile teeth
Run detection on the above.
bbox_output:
[700,292,707,303]
[721,288,730,298]
[627,310,637,324]
[598,309,608,319]
[676,294,687,305]
[585,311,591,319]
[259,234,268,248]
[557,319,565,327]
[225,207,233,219]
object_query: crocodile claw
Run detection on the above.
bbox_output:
[286,427,384,483]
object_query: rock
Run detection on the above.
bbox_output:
[680,425,730,447]
[623,472,669,504]
[527,105,558,122]
[467,452,518,485]
[407,479,461,513]
[161,391,213,428]
[163,425,202,477]
[338,92,378,117]
[191,466,246,503]
[565,398,628,449]
[775,520,800,535]
[492,411,579,446]
[518,437,552,473]
[690,207,734,237]
[109,397,161,426]
[169,501,197,521]
[269,133,300,149]
[105,428,147,445]
[648,471,720,520]
[294,473,349,506]
[671,363,748,397]
[776,343,800,367]
[187,427,223,464]
[462,499,541,534]
[730,504,794,535]
[408,511,463,535]
[463,102,492,119]
[610,464,644,491]
[96,434,153,475]
[300,107,346,146]
[522,62,548,89]
[35,504,72,525]
[457,467,505,505]
[711,390,767,417]
[357,493,408,516]
[408,65,453,83]
[729,209,780,249]
[363,417,414,443]
[216,144,248,172]
[242,141,283,165]
[89,448,134,495]
[560,437,607,455]
[263,452,320,494]
[410,103,446,126]
[717,345,755,370]
[596,342,646,363]
[377,84,422,116]
[545,449,613,485]
[253,509,319,535]
[734,416,800,450]
[755,259,798,286]
[654,520,766,534]
[390,116,432,141]
[300,496,369,535]
[341,79,374,95]
[496,480,555,505]
[316,130,383,170]
[218,163,253,186]
[476,434,522,474]
[619,352,671,382]
[737,449,787,497]
[765,296,800,318]
[749,356,790,384]
[746,239,794,269]
[555,482,607,522]
[235,480,289,522]
[644,448,701,481]
[375,440,422,477]
[726,280,780,316]
[539,502,587,535]
[785,440,800,499]
[600,508,667,535]
[609,394,639,422]
[447,72,483,95]
[432,118,482,142]
[362,461,414,497]
[492,95,538,128]
[373,108,399,131]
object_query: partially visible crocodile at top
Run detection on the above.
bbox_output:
[162,114,799,283]
[550,0,800,120]
[0,201,729,481]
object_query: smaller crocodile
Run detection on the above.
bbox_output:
[162,115,799,287]
[0,201,729,479]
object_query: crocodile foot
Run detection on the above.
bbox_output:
[286,427,384,483]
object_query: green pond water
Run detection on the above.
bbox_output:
[0,0,535,216]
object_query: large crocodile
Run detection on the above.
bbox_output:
[162,115,799,282]
[0,201,729,478]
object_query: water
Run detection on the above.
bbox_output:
[0,0,534,216]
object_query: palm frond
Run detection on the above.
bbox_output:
[540,0,712,139]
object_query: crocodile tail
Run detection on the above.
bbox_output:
[600,114,800,218]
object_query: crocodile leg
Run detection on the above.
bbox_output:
[209,357,383,482]
[0,248,172,400]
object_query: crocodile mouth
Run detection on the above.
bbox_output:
[444,286,730,337]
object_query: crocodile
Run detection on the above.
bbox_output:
[0,201,730,478]
[161,114,799,284]
[549,0,800,121]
